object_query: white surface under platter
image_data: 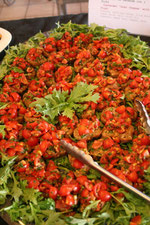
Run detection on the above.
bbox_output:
[0,27,12,53]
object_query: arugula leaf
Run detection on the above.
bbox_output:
[111,189,150,221]
[49,21,91,39]
[0,153,60,225]
[66,216,97,225]
[10,172,22,202]
[120,141,133,152]
[86,168,101,180]
[144,166,150,182]
[38,198,55,210]
[0,157,17,185]
[30,202,40,225]
[0,186,9,204]
[0,102,7,139]
[0,152,14,166]
[82,200,100,219]
[143,167,150,195]
[111,193,136,215]
[0,156,17,205]
[1,190,56,225]
[66,188,150,225]
[0,124,5,139]
[30,82,99,124]
[23,188,41,205]
[41,211,66,225]
[53,156,74,174]
[0,102,8,109]
[2,201,37,224]
[143,182,150,195]
[11,67,24,73]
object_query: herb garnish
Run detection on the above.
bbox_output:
[30,82,99,124]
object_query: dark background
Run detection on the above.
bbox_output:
[0,13,149,46]
[0,13,149,225]
[0,14,88,46]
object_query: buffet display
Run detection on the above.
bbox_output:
[0,22,150,225]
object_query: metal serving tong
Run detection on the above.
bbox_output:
[60,140,150,203]
[60,100,150,203]
[135,99,150,135]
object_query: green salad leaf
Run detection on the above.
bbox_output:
[82,200,100,219]
[0,124,6,139]
[10,172,23,202]
[0,155,17,204]
[66,216,97,225]
[65,188,150,225]
[54,155,72,170]
[86,168,101,180]
[2,200,56,225]
[49,21,92,39]
[0,174,57,225]
[41,211,67,225]
[30,82,99,124]
[144,166,150,182]
[143,166,150,195]
[0,157,16,185]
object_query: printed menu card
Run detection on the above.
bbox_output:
[89,0,150,36]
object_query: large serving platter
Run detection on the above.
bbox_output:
[0,22,150,225]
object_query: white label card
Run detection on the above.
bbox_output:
[88,0,150,36]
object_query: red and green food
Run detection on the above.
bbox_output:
[0,22,150,225]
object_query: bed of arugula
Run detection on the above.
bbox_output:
[0,22,150,225]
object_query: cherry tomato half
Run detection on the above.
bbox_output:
[98,190,111,202]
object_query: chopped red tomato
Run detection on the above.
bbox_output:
[72,159,84,169]
[130,215,141,225]
[98,190,111,202]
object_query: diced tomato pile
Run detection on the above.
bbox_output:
[0,31,150,220]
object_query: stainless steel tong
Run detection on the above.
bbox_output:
[60,140,150,203]
[135,99,150,135]
[60,100,150,203]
